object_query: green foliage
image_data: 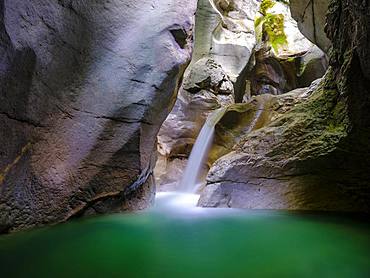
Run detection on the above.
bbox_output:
[260,0,275,15]
[255,0,288,53]
[263,14,288,52]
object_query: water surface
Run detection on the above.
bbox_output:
[0,193,369,278]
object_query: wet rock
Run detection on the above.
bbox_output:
[201,0,370,212]
[0,0,197,233]
[154,156,187,192]
[248,45,327,97]
[209,82,316,168]
[200,78,360,210]
[156,58,234,191]
[157,86,234,159]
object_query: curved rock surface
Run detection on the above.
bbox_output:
[192,0,260,102]
[200,0,370,212]
[290,0,331,53]
[0,0,197,233]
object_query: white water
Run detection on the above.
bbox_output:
[156,103,265,209]
[179,108,227,193]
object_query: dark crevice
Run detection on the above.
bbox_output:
[170,28,188,49]
[0,111,44,128]
[312,0,317,43]
[94,115,153,125]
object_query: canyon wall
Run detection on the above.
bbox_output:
[200,0,370,212]
[0,0,197,233]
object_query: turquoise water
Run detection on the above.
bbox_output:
[0,193,369,278]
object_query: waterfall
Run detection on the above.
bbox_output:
[179,107,227,193]
[178,96,271,193]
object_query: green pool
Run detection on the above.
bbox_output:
[0,193,369,278]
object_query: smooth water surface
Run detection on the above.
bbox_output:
[0,194,369,278]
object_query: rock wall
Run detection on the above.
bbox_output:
[0,0,197,233]
[290,0,331,53]
[199,0,370,212]
[155,0,329,191]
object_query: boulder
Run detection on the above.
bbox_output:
[0,0,197,233]
[183,58,234,95]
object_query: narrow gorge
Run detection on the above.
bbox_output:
[0,0,369,277]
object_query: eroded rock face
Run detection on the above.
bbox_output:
[0,0,197,233]
[183,58,234,95]
[156,73,234,190]
[247,2,328,98]
[200,0,370,212]
[290,0,331,53]
[192,0,260,101]
[248,45,327,97]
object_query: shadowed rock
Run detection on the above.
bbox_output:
[0,0,197,233]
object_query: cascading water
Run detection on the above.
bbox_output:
[155,107,227,211]
[157,98,270,209]
[179,107,227,193]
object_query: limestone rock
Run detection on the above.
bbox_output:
[248,2,328,98]
[298,45,328,87]
[267,1,315,57]
[290,0,331,53]
[158,86,231,157]
[199,78,361,210]
[183,58,234,95]
[208,0,260,80]
[0,0,197,233]
[209,81,316,168]
[192,0,260,101]
[248,44,327,97]
[201,0,370,211]
[154,156,187,192]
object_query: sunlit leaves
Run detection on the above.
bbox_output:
[255,0,288,53]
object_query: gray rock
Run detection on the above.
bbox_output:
[183,58,234,95]
[0,0,197,233]
[191,0,259,101]
[157,86,234,159]
[290,0,331,53]
[298,45,328,87]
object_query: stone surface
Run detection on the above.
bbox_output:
[210,85,314,164]
[248,2,328,98]
[247,44,327,97]
[297,45,328,87]
[268,1,315,56]
[192,0,260,101]
[154,156,187,192]
[199,77,364,210]
[0,0,197,233]
[290,0,331,53]
[157,85,234,159]
[200,0,370,212]
[154,0,329,192]
[183,58,234,95]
